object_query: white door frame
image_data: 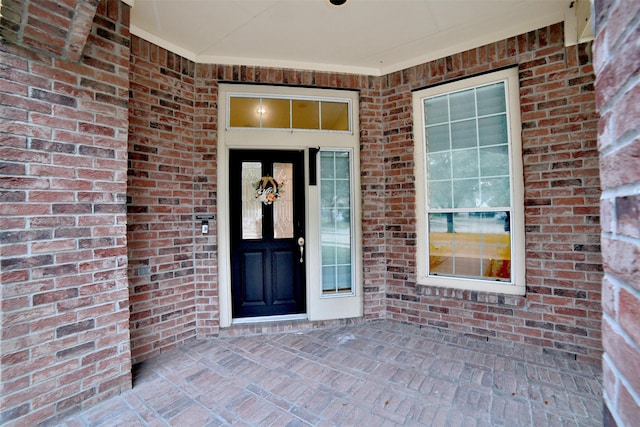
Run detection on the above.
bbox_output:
[217,84,362,327]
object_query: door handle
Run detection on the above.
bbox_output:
[297,237,305,263]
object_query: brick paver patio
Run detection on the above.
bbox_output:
[59,320,602,426]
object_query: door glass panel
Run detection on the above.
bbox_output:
[273,162,293,239]
[242,162,262,239]
[320,151,353,295]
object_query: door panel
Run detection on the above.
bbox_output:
[230,150,305,318]
[241,251,265,305]
[273,250,296,303]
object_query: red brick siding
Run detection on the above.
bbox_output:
[594,0,640,424]
[127,36,198,363]
[382,23,603,363]
[0,0,101,62]
[0,1,132,425]
[192,65,219,338]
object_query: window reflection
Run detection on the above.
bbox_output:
[320,151,353,294]
[429,212,511,281]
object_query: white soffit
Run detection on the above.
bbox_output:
[130,0,569,76]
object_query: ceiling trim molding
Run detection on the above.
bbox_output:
[195,54,381,77]
[130,25,197,62]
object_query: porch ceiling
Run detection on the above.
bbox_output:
[130,0,572,76]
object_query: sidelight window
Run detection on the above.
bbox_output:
[319,150,354,295]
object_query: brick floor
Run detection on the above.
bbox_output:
[58,320,602,426]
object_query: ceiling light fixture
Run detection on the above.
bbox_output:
[328,0,348,6]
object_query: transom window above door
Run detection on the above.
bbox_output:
[228,95,351,132]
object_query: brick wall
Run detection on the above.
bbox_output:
[594,0,640,425]
[0,1,132,425]
[192,64,219,339]
[127,36,198,363]
[0,0,100,62]
[382,23,603,363]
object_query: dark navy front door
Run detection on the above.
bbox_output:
[229,150,306,318]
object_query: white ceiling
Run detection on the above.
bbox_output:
[130,0,571,76]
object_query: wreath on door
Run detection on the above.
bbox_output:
[255,176,284,205]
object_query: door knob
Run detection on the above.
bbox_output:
[297,237,305,263]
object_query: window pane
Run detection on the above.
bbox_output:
[320,151,353,295]
[292,100,319,129]
[480,177,510,207]
[322,266,336,291]
[479,146,509,177]
[429,212,511,281]
[336,179,350,206]
[451,119,477,150]
[230,97,261,127]
[427,152,451,181]
[273,163,293,239]
[320,180,335,206]
[320,155,334,179]
[336,266,352,291]
[241,162,262,239]
[424,96,449,125]
[322,243,336,266]
[428,180,452,209]
[453,178,479,208]
[452,148,478,179]
[478,114,508,146]
[449,89,476,121]
[429,225,454,275]
[335,152,350,179]
[477,82,506,116]
[321,101,349,131]
[261,98,290,129]
[426,124,450,152]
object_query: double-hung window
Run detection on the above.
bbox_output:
[413,68,525,295]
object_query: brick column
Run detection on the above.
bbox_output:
[593,0,640,425]
[0,1,132,425]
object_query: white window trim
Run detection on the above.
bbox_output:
[412,67,526,296]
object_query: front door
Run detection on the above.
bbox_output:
[229,150,306,318]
